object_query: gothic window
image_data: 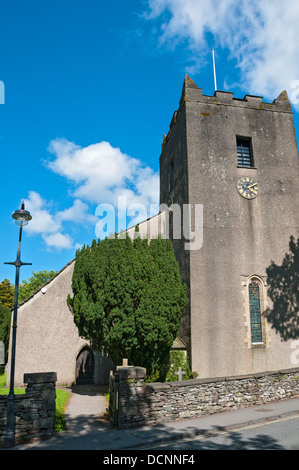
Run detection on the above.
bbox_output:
[249,280,263,343]
[237,137,254,167]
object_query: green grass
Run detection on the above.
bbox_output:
[0,373,70,432]
[54,388,70,432]
[0,373,25,395]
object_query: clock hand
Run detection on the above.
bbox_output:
[248,183,257,190]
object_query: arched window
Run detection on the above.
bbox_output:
[248,279,263,343]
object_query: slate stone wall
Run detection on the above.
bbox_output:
[116,366,299,429]
[0,372,57,447]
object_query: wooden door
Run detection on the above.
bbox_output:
[75,347,94,384]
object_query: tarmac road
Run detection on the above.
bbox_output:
[135,414,299,450]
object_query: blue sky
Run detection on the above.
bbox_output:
[0,0,299,284]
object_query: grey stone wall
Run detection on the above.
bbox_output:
[0,372,57,446]
[116,366,299,429]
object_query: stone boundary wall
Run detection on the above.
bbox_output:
[0,372,57,446]
[116,367,299,429]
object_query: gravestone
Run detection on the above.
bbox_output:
[175,367,185,382]
[0,341,5,374]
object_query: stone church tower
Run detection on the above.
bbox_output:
[160,75,299,379]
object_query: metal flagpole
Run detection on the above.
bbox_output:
[212,49,217,92]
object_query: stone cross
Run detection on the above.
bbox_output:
[175,367,185,382]
[117,358,131,370]
[0,340,5,365]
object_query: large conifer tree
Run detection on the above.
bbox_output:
[68,233,187,378]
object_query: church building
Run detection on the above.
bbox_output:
[7,75,299,386]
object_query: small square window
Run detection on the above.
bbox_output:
[237,137,254,167]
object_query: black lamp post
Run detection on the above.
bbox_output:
[3,201,32,448]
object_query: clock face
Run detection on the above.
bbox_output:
[237,177,258,199]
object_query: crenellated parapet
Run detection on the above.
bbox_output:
[181,74,292,112]
[162,74,292,151]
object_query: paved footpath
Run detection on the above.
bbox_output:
[7,386,299,451]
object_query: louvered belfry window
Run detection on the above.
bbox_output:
[249,281,263,343]
[237,138,253,167]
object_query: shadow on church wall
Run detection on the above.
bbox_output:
[265,235,299,341]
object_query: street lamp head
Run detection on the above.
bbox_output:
[12,201,32,226]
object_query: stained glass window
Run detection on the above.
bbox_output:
[249,281,263,343]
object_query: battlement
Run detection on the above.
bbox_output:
[180,74,292,113]
[161,75,293,152]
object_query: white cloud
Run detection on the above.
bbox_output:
[24,191,61,235]
[42,233,73,250]
[56,199,97,225]
[145,0,299,102]
[23,191,95,251]
[46,138,160,210]
[22,137,160,250]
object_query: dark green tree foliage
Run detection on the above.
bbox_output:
[68,234,188,377]
[0,303,11,361]
[0,279,14,362]
[0,279,14,309]
[266,236,299,341]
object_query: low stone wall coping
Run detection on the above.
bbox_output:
[24,372,57,384]
[147,367,299,392]
[118,367,146,381]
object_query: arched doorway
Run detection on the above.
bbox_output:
[75,346,95,384]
